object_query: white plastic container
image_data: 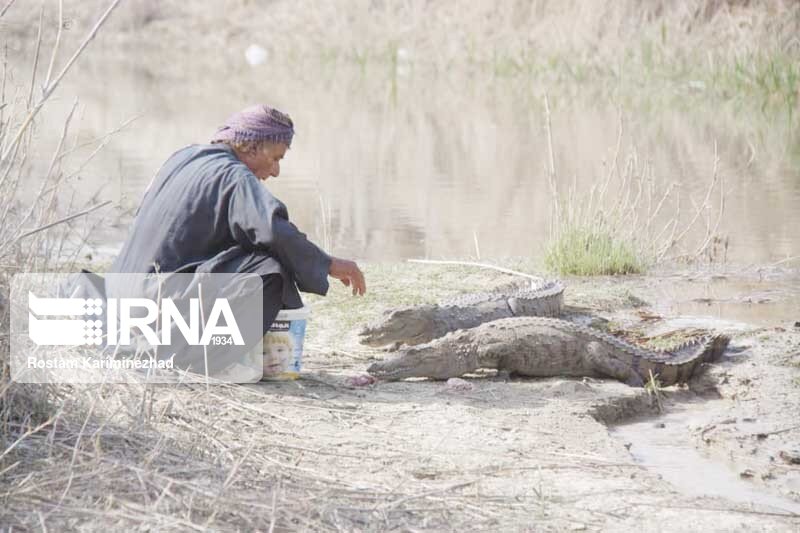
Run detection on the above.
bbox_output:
[261,306,310,380]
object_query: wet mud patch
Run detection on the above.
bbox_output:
[587,386,669,426]
[611,403,800,518]
[561,273,800,519]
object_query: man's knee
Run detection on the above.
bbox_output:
[261,273,283,299]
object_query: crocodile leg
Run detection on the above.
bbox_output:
[585,341,645,387]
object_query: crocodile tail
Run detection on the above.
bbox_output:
[642,334,730,386]
[679,333,729,384]
[509,280,565,317]
[704,334,731,363]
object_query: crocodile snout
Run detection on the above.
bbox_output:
[366,359,411,380]
[358,306,437,347]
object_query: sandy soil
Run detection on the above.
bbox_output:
[243,264,800,531]
[2,264,799,531]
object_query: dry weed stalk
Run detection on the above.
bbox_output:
[1,0,121,422]
[407,258,543,283]
[645,369,665,413]
[317,190,333,253]
[0,1,129,273]
[544,96,727,273]
[0,0,122,162]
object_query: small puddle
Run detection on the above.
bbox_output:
[612,407,800,516]
[654,274,800,328]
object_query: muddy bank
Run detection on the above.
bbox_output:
[293,263,800,529]
[3,262,799,530]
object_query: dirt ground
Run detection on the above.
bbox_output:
[239,263,800,530]
[2,263,799,531]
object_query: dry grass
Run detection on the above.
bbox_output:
[543,103,727,275]
[0,255,550,531]
[6,1,797,115]
[644,369,665,414]
[1,0,123,441]
[1,377,500,530]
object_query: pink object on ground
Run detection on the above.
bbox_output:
[446,377,474,392]
[346,374,378,387]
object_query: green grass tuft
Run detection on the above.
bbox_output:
[544,226,644,276]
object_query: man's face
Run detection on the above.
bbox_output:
[242,142,288,181]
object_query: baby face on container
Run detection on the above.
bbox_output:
[263,336,292,376]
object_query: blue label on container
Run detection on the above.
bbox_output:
[265,319,306,375]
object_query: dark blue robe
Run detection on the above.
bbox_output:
[109,143,332,312]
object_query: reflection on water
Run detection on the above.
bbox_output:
[646,274,800,327]
[23,57,800,265]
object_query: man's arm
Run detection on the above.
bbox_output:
[227,176,365,296]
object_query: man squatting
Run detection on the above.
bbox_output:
[109,105,366,376]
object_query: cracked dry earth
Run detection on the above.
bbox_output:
[233,267,800,531]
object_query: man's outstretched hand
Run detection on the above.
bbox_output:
[329,257,367,296]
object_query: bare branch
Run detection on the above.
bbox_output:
[26,6,44,108]
[43,0,65,90]
[0,0,17,19]
[667,142,720,252]
[543,94,560,232]
[407,258,544,282]
[0,0,123,162]
[10,200,111,244]
[56,113,141,161]
[43,0,123,98]
[694,144,726,257]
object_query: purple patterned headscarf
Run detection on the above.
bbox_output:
[210,104,295,147]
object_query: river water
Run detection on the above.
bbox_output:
[20,56,800,266]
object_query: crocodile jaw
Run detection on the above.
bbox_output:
[367,360,420,381]
[366,345,460,380]
[367,345,435,380]
[358,305,438,347]
[368,332,480,381]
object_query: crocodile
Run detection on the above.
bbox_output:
[358,279,565,347]
[366,317,730,387]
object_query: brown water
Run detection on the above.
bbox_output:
[643,272,800,327]
[22,57,800,265]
